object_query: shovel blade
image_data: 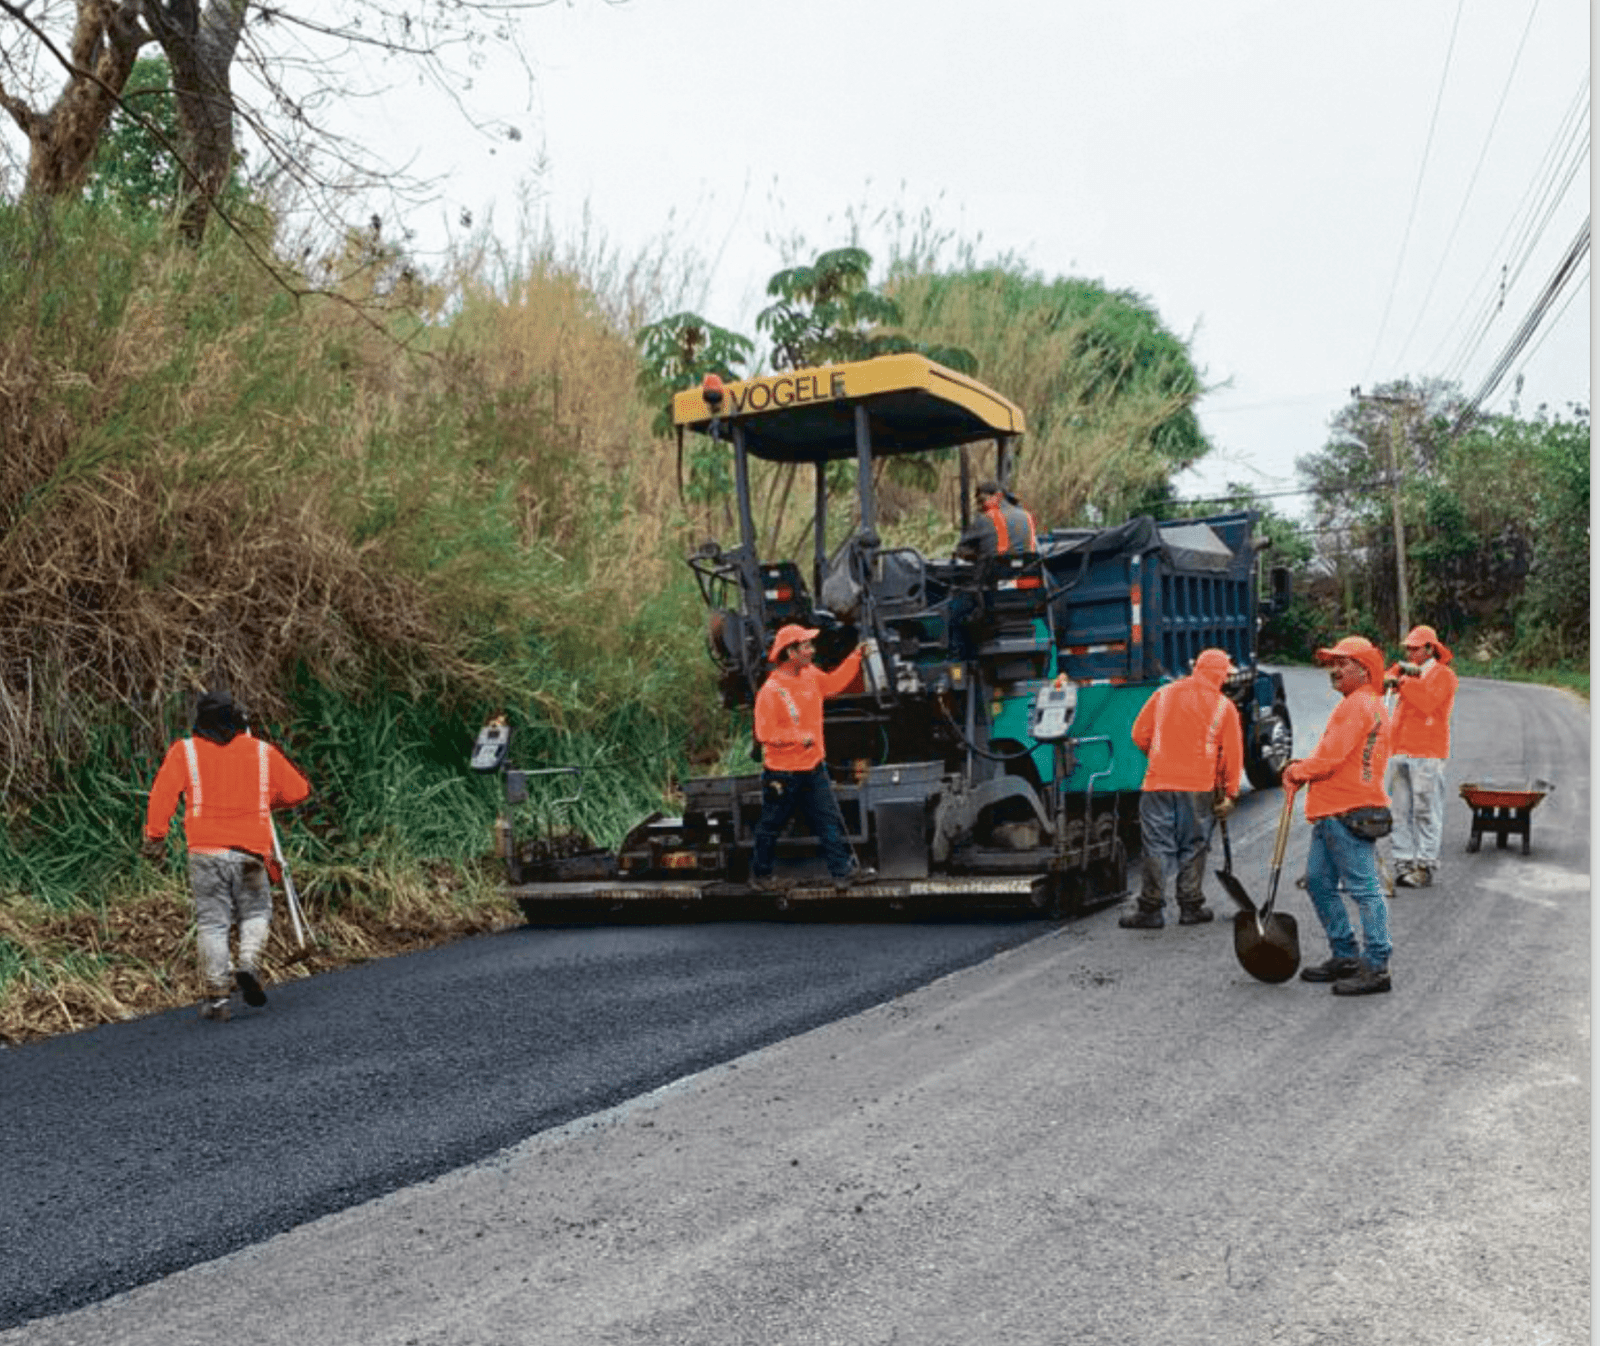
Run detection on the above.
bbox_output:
[1214,868,1255,914]
[1233,909,1301,984]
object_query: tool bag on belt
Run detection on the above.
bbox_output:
[1338,805,1393,841]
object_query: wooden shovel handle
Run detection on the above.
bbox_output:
[1270,787,1295,870]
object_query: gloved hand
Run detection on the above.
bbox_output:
[859,637,878,657]
[140,834,166,863]
[1212,795,1236,821]
[1397,661,1423,678]
[1282,761,1305,791]
[1383,675,1400,691]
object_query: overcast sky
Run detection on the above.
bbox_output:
[396,0,1587,518]
[143,2,1600,519]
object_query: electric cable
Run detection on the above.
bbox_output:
[1435,78,1590,383]
[1363,0,1466,381]
[1427,74,1588,374]
[1504,254,1590,392]
[1455,214,1591,429]
[1445,125,1590,385]
[1390,0,1545,372]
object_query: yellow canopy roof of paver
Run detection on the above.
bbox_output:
[672,353,1026,463]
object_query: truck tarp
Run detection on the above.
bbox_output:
[1042,516,1237,574]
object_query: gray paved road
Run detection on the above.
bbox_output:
[2,670,1588,1344]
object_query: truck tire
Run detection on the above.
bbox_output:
[1246,701,1293,789]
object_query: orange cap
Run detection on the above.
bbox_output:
[1315,635,1385,689]
[1403,624,1452,663]
[768,623,820,662]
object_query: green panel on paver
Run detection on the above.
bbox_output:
[991,680,1158,793]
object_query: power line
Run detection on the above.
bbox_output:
[1435,76,1590,384]
[1363,0,1466,380]
[1454,214,1591,430]
[1390,0,1545,372]
[1505,253,1590,394]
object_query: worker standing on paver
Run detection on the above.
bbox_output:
[750,626,877,892]
[1284,636,1395,996]
[144,690,311,1021]
[1384,624,1459,888]
[1119,647,1243,929]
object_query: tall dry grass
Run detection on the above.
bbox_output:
[0,201,710,809]
[0,196,734,1036]
[888,263,1209,528]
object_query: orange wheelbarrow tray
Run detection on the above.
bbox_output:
[1458,779,1556,855]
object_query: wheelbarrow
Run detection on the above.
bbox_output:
[1459,779,1556,855]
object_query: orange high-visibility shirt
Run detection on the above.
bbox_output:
[146,733,311,857]
[754,648,863,772]
[1131,674,1244,795]
[1296,686,1390,820]
[1388,658,1457,758]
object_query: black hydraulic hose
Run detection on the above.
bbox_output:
[934,693,1038,765]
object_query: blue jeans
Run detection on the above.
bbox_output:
[752,764,856,880]
[1305,815,1392,970]
[1388,755,1447,865]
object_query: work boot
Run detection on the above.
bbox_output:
[1118,906,1164,930]
[1397,864,1433,889]
[1298,955,1362,983]
[199,996,231,1022]
[235,968,267,1008]
[1178,905,1215,925]
[1332,964,1393,996]
[748,872,789,894]
[835,866,878,890]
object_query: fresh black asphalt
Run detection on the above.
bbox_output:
[0,911,1049,1330]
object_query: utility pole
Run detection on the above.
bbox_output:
[1350,387,1412,640]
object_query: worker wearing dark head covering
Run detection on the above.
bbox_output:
[191,690,248,745]
[144,690,311,1022]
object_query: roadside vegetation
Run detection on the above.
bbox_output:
[0,133,1587,1043]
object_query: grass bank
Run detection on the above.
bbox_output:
[0,202,738,1042]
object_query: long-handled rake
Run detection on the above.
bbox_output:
[269,816,315,956]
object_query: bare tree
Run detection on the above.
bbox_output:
[0,1,575,245]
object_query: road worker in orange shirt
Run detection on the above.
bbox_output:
[1283,636,1394,996]
[749,625,877,892]
[1384,624,1459,888]
[1120,647,1244,929]
[144,690,311,1021]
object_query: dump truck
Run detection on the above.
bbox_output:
[472,353,1292,918]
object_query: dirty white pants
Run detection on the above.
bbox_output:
[1387,755,1447,867]
[189,851,272,996]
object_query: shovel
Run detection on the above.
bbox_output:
[1212,797,1252,912]
[1228,787,1301,984]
